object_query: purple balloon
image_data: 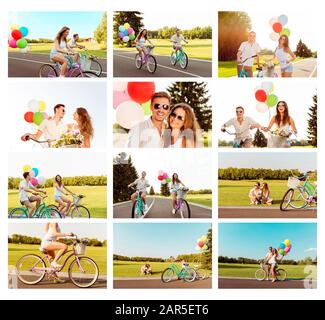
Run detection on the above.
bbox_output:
[118,32,124,39]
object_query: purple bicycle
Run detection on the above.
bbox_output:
[135,45,157,73]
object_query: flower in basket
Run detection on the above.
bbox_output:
[54,131,83,148]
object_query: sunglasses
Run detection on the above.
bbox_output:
[170,112,185,121]
[153,103,170,111]
[236,110,243,114]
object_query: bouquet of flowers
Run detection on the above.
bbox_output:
[53,131,83,148]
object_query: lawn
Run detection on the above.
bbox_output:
[114,260,211,278]
[8,244,107,275]
[114,39,212,60]
[8,186,107,218]
[186,194,212,208]
[218,263,317,279]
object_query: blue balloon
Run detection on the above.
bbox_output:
[280,243,285,249]
[20,26,29,37]
[32,167,39,177]
[123,29,129,36]
[278,15,288,26]
[119,25,126,32]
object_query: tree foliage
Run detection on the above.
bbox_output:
[307,94,317,147]
[94,12,107,48]
[295,39,313,58]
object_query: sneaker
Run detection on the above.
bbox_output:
[266,278,269,281]
[53,277,65,284]
[272,278,276,283]
[172,209,176,214]
[50,262,61,269]
[144,205,148,213]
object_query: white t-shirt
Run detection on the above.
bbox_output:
[38,119,68,143]
[171,34,185,44]
[68,38,77,48]
[19,180,33,202]
[134,178,149,192]
[224,117,259,141]
[238,41,261,66]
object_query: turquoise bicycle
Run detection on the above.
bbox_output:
[170,45,188,69]
[161,262,196,283]
[129,186,145,219]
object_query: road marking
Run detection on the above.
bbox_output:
[143,198,155,218]
[114,277,161,281]
[113,200,132,206]
[309,63,317,78]
[219,276,306,281]
[114,53,202,77]
[187,202,212,210]
[219,206,315,211]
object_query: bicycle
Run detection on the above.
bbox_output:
[9,195,62,219]
[129,186,146,219]
[256,60,278,78]
[161,262,197,283]
[170,44,188,69]
[48,194,90,218]
[193,263,208,280]
[78,48,103,77]
[221,127,254,148]
[39,53,98,78]
[255,260,287,281]
[135,45,157,73]
[280,173,317,211]
[174,186,191,218]
[267,128,297,147]
[16,235,99,288]
[24,135,82,148]
[238,55,257,77]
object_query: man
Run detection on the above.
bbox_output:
[221,106,262,148]
[68,34,85,50]
[264,246,273,281]
[21,104,68,147]
[237,31,261,77]
[170,28,188,52]
[128,92,171,148]
[19,172,46,218]
[128,171,150,214]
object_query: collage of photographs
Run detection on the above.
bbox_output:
[5,9,317,294]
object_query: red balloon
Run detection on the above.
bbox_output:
[12,29,23,40]
[255,89,267,102]
[158,175,163,181]
[272,22,283,33]
[24,111,34,123]
[127,82,155,104]
[198,241,204,248]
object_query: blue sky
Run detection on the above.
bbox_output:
[219,152,317,172]
[114,223,211,259]
[219,223,317,260]
[9,12,104,39]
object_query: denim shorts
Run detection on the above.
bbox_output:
[281,63,293,73]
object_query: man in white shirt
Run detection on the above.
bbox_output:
[68,34,85,50]
[128,92,171,148]
[237,31,261,77]
[170,28,188,52]
[128,171,150,214]
[21,104,68,147]
[221,106,262,148]
[264,246,273,280]
[19,171,46,218]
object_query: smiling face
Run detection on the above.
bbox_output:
[151,97,170,122]
[169,107,186,130]
[236,107,244,118]
[64,29,70,37]
[277,102,286,113]
[55,106,66,119]
[141,171,146,179]
[248,32,256,42]
[73,111,79,121]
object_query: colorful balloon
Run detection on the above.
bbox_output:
[279,249,285,255]
[30,177,38,187]
[17,38,28,49]
[141,100,152,116]
[124,23,130,29]
[38,100,46,112]
[33,112,44,125]
[122,36,129,42]
[19,26,29,37]
[280,28,291,37]
[270,32,280,41]
[158,175,163,181]
[11,24,20,31]
[115,100,145,129]
[284,239,291,246]
[158,170,164,176]
[37,176,46,185]
[261,82,274,94]
[42,112,49,120]
[28,99,39,112]
[11,29,22,40]
[272,22,283,33]
[278,14,288,26]
[113,90,131,109]
[23,165,31,173]
[166,178,172,183]
[198,241,204,248]
[255,89,267,102]
[129,33,136,41]
[201,235,208,243]
[202,244,208,251]
[127,82,156,104]
[32,167,39,177]
[128,28,134,35]
[266,94,278,107]
[29,170,35,178]
[269,18,278,27]
[118,25,126,32]
[8,39,17,48]
[256,102,268,113]
[280,243,286,249]
[162,173,168,179]
[24,111,34,123]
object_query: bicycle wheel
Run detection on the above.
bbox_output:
[40,208,61,219]
[131,201,143,218]
[68,256,99,288]
[71,205,90,218]
[77,71,98,78]
[16,254,46,285]
[135,54,143,69]
[255,268,267,281]
[179,52,188,69]
[276,268,287,281]
[280,189,294,211]
[183,268,197,282]
[289,188,309,209]
[39,64,58,78]
[195,268,207,280]
[180,200,191,218]
[89,59,102,77]
[170,52,177,65]
[161,268,175,283]
[146,55,157,73]
[8,208,28,219]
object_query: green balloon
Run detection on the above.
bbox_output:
[129,34,135,40]
[166,178,171,182]
[266,94,278,107]
[141,100,152,116]
[33,112,44,125]
[17,38,28,49]
[280,28,290,37]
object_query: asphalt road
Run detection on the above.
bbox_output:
[113,50,212,77]
[114,277,211,289]
[8,52,107,77]
[218,277,313,289]
[218,206,317,219]
[114,197,212,219]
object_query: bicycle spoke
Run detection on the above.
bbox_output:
[68,257,99,288]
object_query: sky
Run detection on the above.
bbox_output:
[9,82,107,149]
[219,223,317,260]
[8,152,107,178]
[9,12,104,39]
[219,152,317,172]
[217,80,317,141]
[8,223,107,241]
[114,223,211,258]
[115,149,212,191]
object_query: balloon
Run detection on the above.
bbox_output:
[23,165,31,173]
[158,170,164,176]
[284,246,290,253]
[280,243,286,249]
[115,100,145,129]
[284,239,291,246]
[17,38,28,49]
[114,82,128,92]
[129,33,136,41]
[161,179,167,185]
[272,22,283,33]
[30,177,38,187]
[202,244,208,251]
[280,28,291,37]
[266,94,278,107]
[198,241,204,248]
[124,23,130,29]
[128,28,134,35]
[8,39,17,48]
[278,14,288,26]
[11,29,22,40]
[118,26,126,32]
[261,82,274,94]
[33,112,45,125]
[122,36,129,42]
[127,82,156,104]
[256,102,269,113]
[158,175,163,181]
[42,112,48,120]
[19,26,29,37]
[28,99,39,112]
[32,167,39,177]
[24,111,34,123]
[29,170,35,178]
[166,178,172,183]
[162,173,168,179]
[195,245,201,251]
[11,24,20,31]
[37,176,46,186]
[141,100,152,116]
[270,32,280,41]
[269,18,278,27]
[118,32,124,39]
[279,249,285,255]
[38,100,46,111]
[255,89,267,102]
[201,235,208,243]
[123,29,129,36]
[113,90,131,109]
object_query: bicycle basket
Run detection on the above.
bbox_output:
[73,195,82,205]
[80,54,91,71]
[287,177,300,189]
[177,189,187,199]
[75,243,86,255]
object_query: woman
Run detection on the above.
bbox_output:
[54,175,74,217]
[262,182,272,205]
[50,26,77,77]
[265,101,297,148]
[274,35,296,77]
[170,173,186,214]
[40,223,73,283]
[248,182,262,205]
[269,248,281,283]
[165,103,201,148]
[135,29,153,59]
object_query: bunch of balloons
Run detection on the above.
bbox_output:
[114,82,155,129]
[22,164,46,187]
[24,99,48,126]
[195,235,209,252]
[9,25,29,50]
[157,171,172,185]
[278,239,292,256]
[254,82,279,113]
[269,15,290,41]
[118,23,136,42]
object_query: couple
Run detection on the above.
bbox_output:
[128,92,201,148]
[237,31,296,77]
[249,181,272,205]
[264,246,283,282]
[221,102,297,148]
[22,104,94,148]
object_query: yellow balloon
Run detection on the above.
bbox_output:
[11,24,20,31]
[201,235,208,243]
[124,23,130,29]
[284,239,291,246]
[23,165,31,173]
[38,100,46,112]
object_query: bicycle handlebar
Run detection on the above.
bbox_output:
[239,55,257,64]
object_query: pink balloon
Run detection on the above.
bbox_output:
[284,246,290,253]
[42,112,49,119]
[162,173,168,179]
[30,177,38,186]
[256,102,269,113]
[113,90,131,109]
[9,39,17,48]
[128,28,134,35]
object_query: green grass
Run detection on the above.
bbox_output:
[114,39,212,60]
[114,260,211,277]
[8,244,107,275]
[186,194,212,207]
[219,263,317,279]
[8,186,107,218]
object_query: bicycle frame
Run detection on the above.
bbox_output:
[135,192,144,217]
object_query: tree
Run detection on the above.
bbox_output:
[149,186,155,195]
[295,39,313,58]
[307,94,317,147]
[201,228,212,270]
[253,129,267,148]
[167,82,212,131]
[94,12,107,48]
[160,183,170,197]
[218,11,251,61]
